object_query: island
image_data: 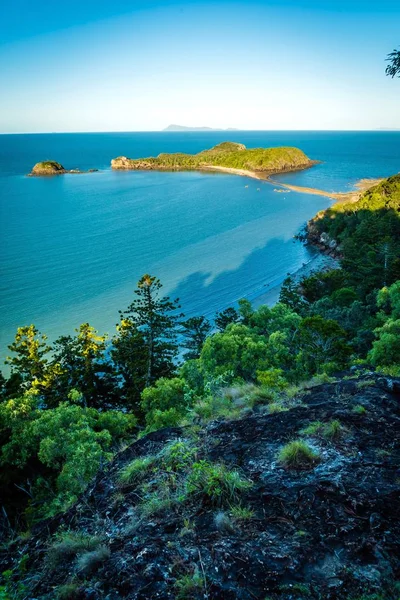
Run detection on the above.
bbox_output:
[111,141,316,178]
[29,161,98,176]
[163,124,238,131]
[30,161,66,175]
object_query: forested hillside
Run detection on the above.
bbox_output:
[1,175,400,599]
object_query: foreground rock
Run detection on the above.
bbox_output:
[1,373,399,599]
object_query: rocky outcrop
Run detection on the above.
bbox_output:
[2,373,399,599]
[30,160,66,175]
[29,162,99,176]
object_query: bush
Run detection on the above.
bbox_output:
[49,531,103,566]
[186,460,252,506]
[141,378,189,430]
[118,455,156,485]
[278,441,320,468]
[301,419,346,440]
[175,570,204,600]
[76,545,110,574]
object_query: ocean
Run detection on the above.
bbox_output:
[1,131,399,362]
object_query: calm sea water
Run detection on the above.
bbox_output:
[1,131,399,361]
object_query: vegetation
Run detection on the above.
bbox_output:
[386,46,400,78]
[278,440,320,468]
[30,161,65,175]
[1,172,400,576]
[111,142,314,174]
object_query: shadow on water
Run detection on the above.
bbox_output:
[167,235,314,319]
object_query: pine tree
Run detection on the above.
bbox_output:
[121,275,182,388]
[215,307,239,331]
[181,316,212,359]
[6,325,51,389]
[111,317,148,408]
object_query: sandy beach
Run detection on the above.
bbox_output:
[201,164,383,203]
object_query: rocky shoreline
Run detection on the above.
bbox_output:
[29,161,98,176]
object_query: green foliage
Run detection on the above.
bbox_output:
[121,274,182,388]
[55,583,80,600]
[0,399,135,518]
[386,47,400,78]
[175,569,204,600]
[353,404,367,415]
[113,143,312,174]
[160,440,198,472]
[181,316,212,360]
[186,460,252,506]
[257,368,288,390]
[214,307,239,331]
[230,505,255,521]
[278,441,320,468]
[118,455,156,485]
[49,531,103,566]
[301,419,346,440]
[75,545,110,574]
[6,325,51,393]
[141,377,189,430]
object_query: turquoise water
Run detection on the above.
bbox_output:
[1,131,399,358]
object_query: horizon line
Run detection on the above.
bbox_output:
[1,128,400,135]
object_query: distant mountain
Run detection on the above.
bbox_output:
[163,124,238,132]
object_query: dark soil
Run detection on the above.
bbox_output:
[1,374,399,599]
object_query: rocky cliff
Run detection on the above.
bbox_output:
[1,372,399,599]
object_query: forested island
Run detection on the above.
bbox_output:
[1,174,400,599]
[111,141,316,176]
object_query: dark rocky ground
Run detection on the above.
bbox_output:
[1,373,399,599]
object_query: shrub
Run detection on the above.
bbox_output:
[230,505,255,521]
[160,440,197,472]
[141,378,189,429]
[56,583,80,599]
[118,455,156,485]
[76,545,110,574]
[186,461,252,506]
[278,441,320,468]
[301,419,346,440]
[353,404,367,415]
[175,569,204,600]
[49,531,103,566]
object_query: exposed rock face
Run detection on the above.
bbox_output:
[2,373,399,599]
[30,161,66,175]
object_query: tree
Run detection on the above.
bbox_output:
[52,323,113,407]
[181,316,212,359]
[296,316,351,375]
[121,275,182,388]
[111,317,148,409]
[141,377,188,430]
[215,307,239,331]
[6,325,51,392]
[386,47,400,78]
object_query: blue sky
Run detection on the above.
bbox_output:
[0,1,399,132]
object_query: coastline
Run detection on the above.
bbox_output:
[251,252,338,309]
[201,165,382,202]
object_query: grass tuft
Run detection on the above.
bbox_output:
[49,531,103,566]
[118,455,156,485]
[186,460,252,506]
[278,440,320,468]
[75,545,110,574]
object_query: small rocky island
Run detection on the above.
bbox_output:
[30,161,66,175]
[111,142,316,178]
[29,161,98,176]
